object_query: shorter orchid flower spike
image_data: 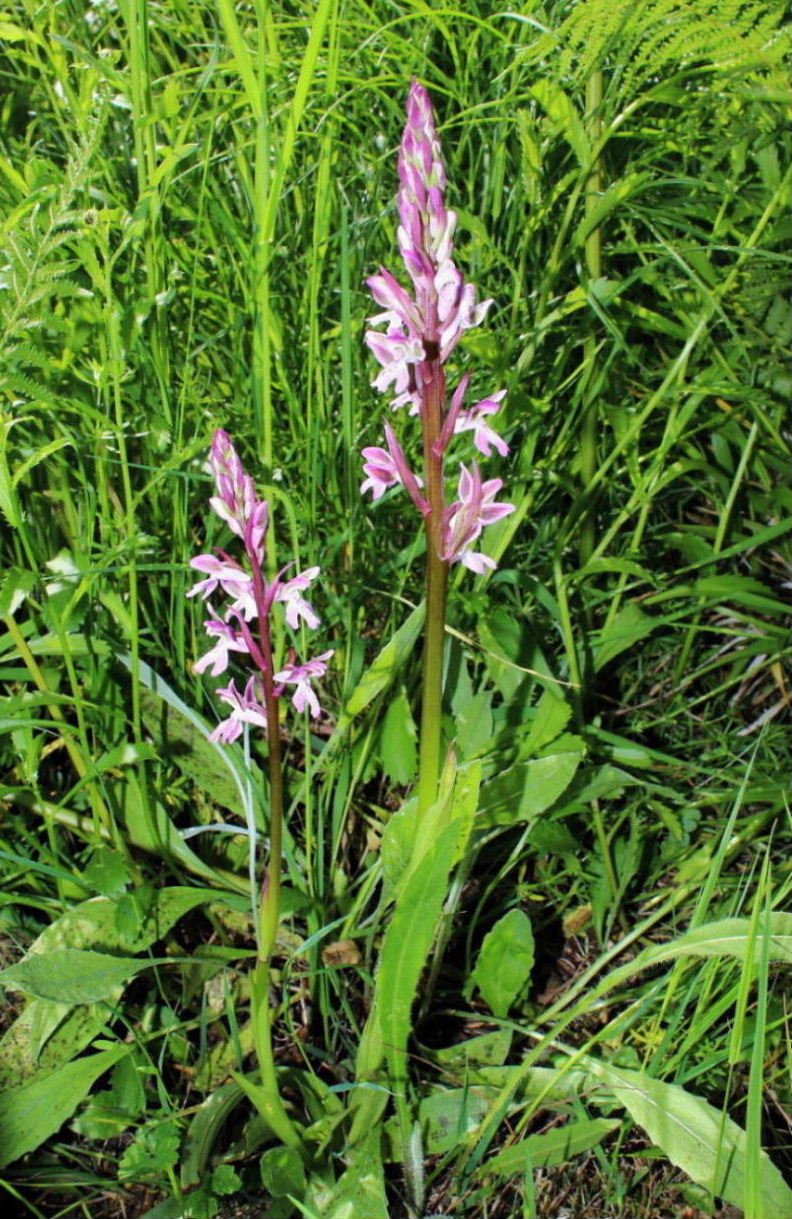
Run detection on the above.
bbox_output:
[274,651,334,718]
[191,429,332,740]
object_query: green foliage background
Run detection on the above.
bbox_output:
[0,1,789,1216]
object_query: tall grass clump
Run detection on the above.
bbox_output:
[0,2,789,1218]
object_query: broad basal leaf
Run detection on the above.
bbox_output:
[0,948,158,1004]
[0,1044,129,1167]
[584,1061,792,1218]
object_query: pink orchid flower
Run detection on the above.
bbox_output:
[443,462,514,573]
[274,651,335,718]
[209,677,269,743]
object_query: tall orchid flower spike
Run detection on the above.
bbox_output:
[362,80,514,821]
[362,79,511,570]
[350,82,517,1161]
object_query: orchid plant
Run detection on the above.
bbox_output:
[362,80,514,817]
[344,81,516,1175]
[188,78,512,1181]
[189,428,331,1149]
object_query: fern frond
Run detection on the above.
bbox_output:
[534,0,789,101]
[1,342,58,372]
[0,370,61,406]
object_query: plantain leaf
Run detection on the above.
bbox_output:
[479,735,584,827]
[480,1117,620,1177]
[468,909,535,1018]
[517,687,572,757]
[434,1028,513,1070]
[0,948,158,1004]
[0,887,217,1090]
[419,1087,495,1154]
[379,685,418,784]
[0,1000,120,1093]
[260,1144,306,1199]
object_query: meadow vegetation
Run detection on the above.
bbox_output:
[0,2,790,1217]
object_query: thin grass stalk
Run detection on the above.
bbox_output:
[305,24,340,521]
[250,0,334,475]
[252,81,274,476]
[104,266,143,757]
[124,0,171,423]
[3,615,110,833]
[566,71,625,930]
[90,219,149,836]
[672,420,759,682]
[339,202,356,533]
[579,69,603,568]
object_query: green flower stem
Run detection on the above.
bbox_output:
[258,669,284,967]
[246,561,303,1153]
[417,358,449,820]
[418,542,448,818]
